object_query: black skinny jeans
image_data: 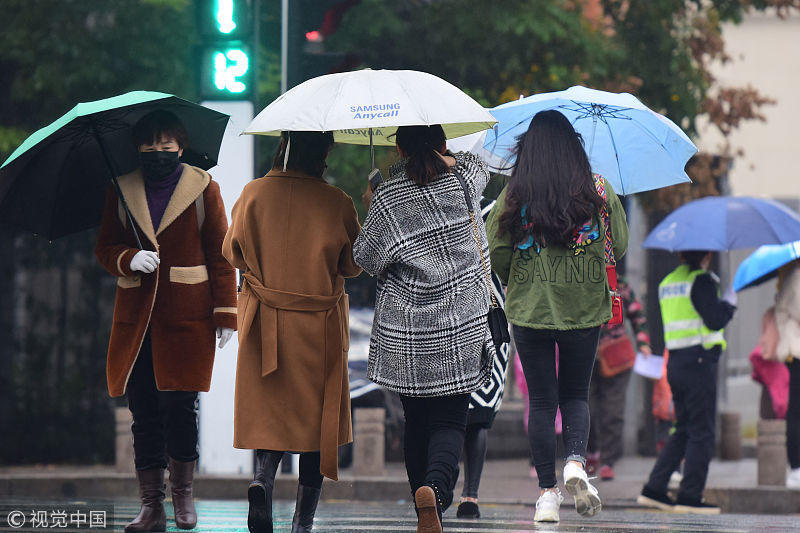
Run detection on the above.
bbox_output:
[513,325,600,489]
[787,358,800,470]
[460,425,488,499]
[400,393,470,511]
[126,330,200,471]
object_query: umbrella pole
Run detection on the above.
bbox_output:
[91,130,144,250]
[369,128,375,169]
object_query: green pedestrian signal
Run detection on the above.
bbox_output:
[198,0,253,99]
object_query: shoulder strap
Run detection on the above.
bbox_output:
[453,169,497,307]
[594,175,615,266]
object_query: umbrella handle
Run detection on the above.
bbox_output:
[90,128,144,250]
[370,128,375,169]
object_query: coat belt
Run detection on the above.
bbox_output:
[240,272,346,480]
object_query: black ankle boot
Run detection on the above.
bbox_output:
[248,451,284,533]
[291,484,321,533]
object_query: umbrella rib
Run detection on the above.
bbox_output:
[321,74,348,132]
[600,115,625,196]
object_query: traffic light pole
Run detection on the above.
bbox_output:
[281,0,289,93]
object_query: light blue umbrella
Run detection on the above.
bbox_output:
[643,196,800,252]
[734,241,800,291]
[482,85,697,195]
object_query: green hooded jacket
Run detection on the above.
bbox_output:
[486,179,629,330]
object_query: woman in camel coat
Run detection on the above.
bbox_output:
[222,130,361,533]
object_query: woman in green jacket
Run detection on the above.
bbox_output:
[486,110,628,523]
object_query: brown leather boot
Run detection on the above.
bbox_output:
[168,458,198,530]
[125,468,167,533]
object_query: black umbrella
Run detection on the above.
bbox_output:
[0,91,229,246]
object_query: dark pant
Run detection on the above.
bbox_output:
[588,367,632,467]
[127,330,199,471]
[400,393,470,511]
[513,325,600,489]
[645,348,718,502]
[788,358,800,470]
[460,425,488,498]
[258,450,324,489]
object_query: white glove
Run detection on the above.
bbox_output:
[130,250,160,273]
[722,284,738,307]
[217,327,234,349]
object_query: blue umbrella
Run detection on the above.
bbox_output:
[482,85,697,195]
[643,196,800,252]
[733,241,800,291]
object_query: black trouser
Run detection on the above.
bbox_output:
[645,346,719,502]
[513,325,600,489]
[588,367,632,467]
[787,358,800,470]
[460,425,488,499]
[400,393,470,511]
[126,330,199,471]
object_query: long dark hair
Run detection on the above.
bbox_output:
[395,125,448,185]
[272,130,334,177]
[497,110,604,248]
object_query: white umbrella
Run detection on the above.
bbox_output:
[244,69,496,167]
[447,130,511,174]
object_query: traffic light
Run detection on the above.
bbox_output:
[198,0,254,99]
[287,0,361,89]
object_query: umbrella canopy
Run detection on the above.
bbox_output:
[482,85,697,195]
[643,196,800,252]
[244,69,496,146]
[447,130,511,173]
[0,91,229,241]
[734,241,800,292]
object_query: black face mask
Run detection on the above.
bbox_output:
[139,150,181,181]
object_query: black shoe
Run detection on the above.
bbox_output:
[291,484,322,533]
[673,496,720,515]
[248,482,272,533]
[456,501,480,518]
[636,486,674,510]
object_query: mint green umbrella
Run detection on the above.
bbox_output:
[0,91,229,246]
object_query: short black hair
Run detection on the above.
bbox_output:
[132,110,189,149]
[680,250,711,270]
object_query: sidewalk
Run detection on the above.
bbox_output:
[2,457,798,514]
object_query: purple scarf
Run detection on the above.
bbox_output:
[144,164,183,231]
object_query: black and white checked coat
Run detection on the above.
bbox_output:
[353,151,494,397]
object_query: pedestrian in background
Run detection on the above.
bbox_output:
[638,250,736,514]
[223,131,362,533]
[354,125,494,533]
[587,274,651,481]
[487,110,629,523]
[774,260,800,488]
[95,110,237,532]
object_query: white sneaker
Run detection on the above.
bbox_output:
[534,488,564,522]
[788,467,800,489]
[668,470,683,491]
[563,461,602,517]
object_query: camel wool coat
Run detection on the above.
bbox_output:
[95,164,237,398]
[222,169,362,480]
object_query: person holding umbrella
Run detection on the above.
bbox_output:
[354,125,494,533]
[94,109,237,532]
[222,131,362,533]
[638,250,736,514]
[486,110,629,523]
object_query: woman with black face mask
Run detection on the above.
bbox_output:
[94,109,237,532]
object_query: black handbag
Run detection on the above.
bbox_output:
[452,169,511,350]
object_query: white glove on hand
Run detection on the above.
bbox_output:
[130,250,160,273]
[722,284,738,307]
[217,327,234,349]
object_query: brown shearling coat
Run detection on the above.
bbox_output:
[95,164,237,398]
[222,169,362,480]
